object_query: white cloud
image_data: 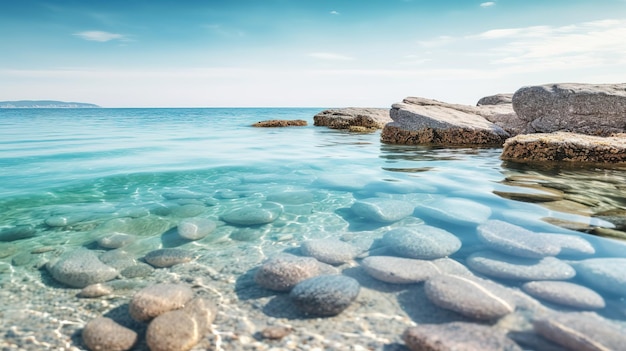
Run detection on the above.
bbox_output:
[308,52,354,61]
[330,10,340,15]
[480,2,495,8]
[73,31,127,42]
[417,35,454,48]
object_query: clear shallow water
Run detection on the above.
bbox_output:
[1,108,626,350]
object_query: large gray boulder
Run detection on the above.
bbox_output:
[380,97,511,145]
[512,83,626,135]
[477,93,513,106]
[313,108,391,130]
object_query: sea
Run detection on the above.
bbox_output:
[0,107,625,350]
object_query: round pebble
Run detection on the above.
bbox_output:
[260,326,292,340]
[574,258,626,295]
[350,197,415,223]
[144,248,195,268]
[221,202,283,226]
[467,251,576,281]
[403,322,522,351]
[79,283,114,298]
[97,233,136,249]
[254,255,321,291]
[300,239,359,265]
[129,283,194,322]
[522,281,605,309]
[47,248,118,288]
[170,204,207,218]
[425,274,516,320]
[120,263,155,278]
[477,220,560,258]
[0,225,36,242]
[177,217,217,240]
[82,317,138,351]
[537,233,595,255]
[415,197,492,226]
[382,226,461,259]
[361,256,441,284]
[289,275,360,317]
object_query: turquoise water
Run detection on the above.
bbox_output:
[1,108,625,350]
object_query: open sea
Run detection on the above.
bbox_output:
[1,108,625,350]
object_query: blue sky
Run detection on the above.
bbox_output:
[1,0,625,107]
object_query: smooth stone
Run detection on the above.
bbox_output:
[361,256,469,284]
[260,326,292,340]
[536,233,595,255]
[82,317,138,351]
[0,225,37,242]
[522,281,605,309]
[47,248,118,288]
[129,283,194,322]
[79,283,114,298]
[45,213,89,227]
[425,274,516,320]
[11,252,36,267]
[382,226,461,259]
[254,255,321,291]
[533,312,626,351]
[144,248,195,268]
[477,220,560,258]
[467,251,576,281]
[415,197,491,225]
[574,258,626,295]
[300,239,359,265]
[403,322,522,351]
[145,297,217,351]
[350,197,414,223]
[230,226,268,241]
[99,250,136,271]
[266,191,315,205]
[97,233,137,249]
[170,204,207,218]
[177,217,217,240]
[290,275,360,316]
[120,263,155,278]
[96,216,173,239]
[221,202,283,226]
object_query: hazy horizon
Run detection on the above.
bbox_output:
[2,0,625,108]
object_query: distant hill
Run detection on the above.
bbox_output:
[0,100,101,108]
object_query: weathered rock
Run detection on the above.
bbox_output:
[501,132,626,164]
[300,239,360,265]
[144,248,195,268]
[477,94,513,106]
[467,251,576,281]
[574,258,626,295]
[350,197,414,223]
[120,263,154,278]
[425,274,516,320]
[79,283,114,298]
[177,217,217,241]
[82,317,138,351]
[99,250,136,271]
[522,281,605,309]
[361,256,469,284]
[477,220,560,258]
[129,283,194,322]
[0,225,36,242]
[47,248,118,288]
[313,108,391,129]
[382,226,461,259]
[416,197,492,226]
[403,322,522,351]
[221,202,283,226]
[252,119,308,127]
[380,97,510,145]
[289,275,360,316]
[512,83,626,135]
[533,312,626,351]
[97,233,136,249]
[254,255,321,291]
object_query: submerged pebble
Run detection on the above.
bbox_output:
[254,254,321,291]
[129,283,194,322]
[47,248,118,288]
[97,233,137,249]
[521,281,605,309]
[82,317,138,351]
[0,225,37,242]
[537,233,596,255]
[415,197,492,226]
[467,251,576,281]
[361,256,469,284]
[221,202,283,226]
[144,248,195,268]
[350,197,415,222]
[574,258,626,295]
[177,217,217,240]
[120,263,155,278]
[290,275,360,316]
[403,322,522,351]
[477,220,560,258]
[300,238,360,265]
[79,283,114,298]
[382,226,461,259]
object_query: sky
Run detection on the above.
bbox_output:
[1,0,626,107]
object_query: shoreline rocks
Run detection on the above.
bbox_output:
[313,108,391,130]
[252,119,308,127]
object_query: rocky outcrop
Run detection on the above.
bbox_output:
[252,119,307,127]
[512,83,626,136]
[477,94,513,106]
[313,108,391,130]
[380,97,510,145]
[501,132,626,164]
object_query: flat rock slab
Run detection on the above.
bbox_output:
[97,233,137,249]
[129,283,194,322]
[313,108,391,129]
[574,258,626,295]
[361,256,470,284]
[300,239,360,265]
[382,226,461,259]
[403,322,522,351]
[221,202,283,226]
[254,255,322,292]
[477,220,560,258]
[467,251,576,281]
[144,248,195,268]
[252,119,308,127]
[177,217,217,240]
[522,281,605,309]
[290,275,360,316]
[82,317,138,351]
[350,197,415,223]
[536,233,595,255]
[0,225,37,242]
[502,132,626,164]
[47,248,118,288]
[415,197,492,226]
[425,274,516,320]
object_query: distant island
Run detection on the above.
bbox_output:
[0,100,101,108]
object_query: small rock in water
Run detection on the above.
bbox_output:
[47,248,118,288]
[467,251,576,281]
[45,213,89,227]
[403,322,522,351]
[254,255,321,291]
[120,263,155,278]
[521,281,605,309]
[350,197,415,223]
[415,198,492,226]
[79,283,114,298]
[574,258,626,295]
[99,250,137,271]
[0,225,37,242]
[129,283,194,322]
[477,220,560,258]
[425,274,516,320]
[300,238,360,265]
[11,252,36,267]
[533,312,626,351]
[382,226,461,259]
[260,326,292,340]
[290,275,360,316]
[97,233,137,249]
[170,204,207,218]
[144,248,195,268]
[536,232,595,255]
[221,202,283,226]
[82,317,138,351]
[361,256,441,284]
[230,227,267,241]
[177,217,217,240]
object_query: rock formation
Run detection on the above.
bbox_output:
[252,119,307,127]
[313,108,391,130]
